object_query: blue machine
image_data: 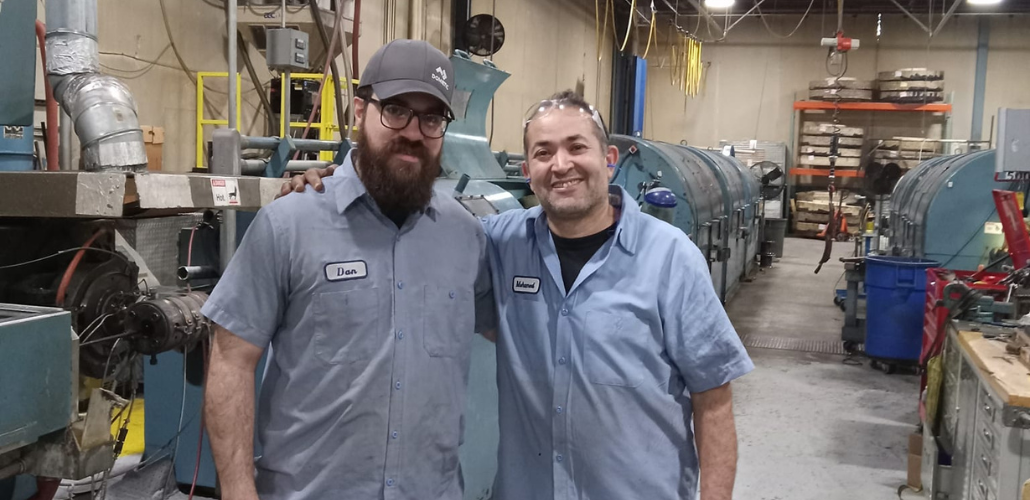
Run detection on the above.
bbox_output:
[610,136,762,303]
[0,0,38,171]
[0,305,73,454]
[889,150,1021,270]
[0,305,74,500]
[0,126,36,172]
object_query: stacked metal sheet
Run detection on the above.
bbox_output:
[808,77,875,101]
[798,122,865,168]
[792,190,864,238]
[869,137,942,170]
[877,68,945,103]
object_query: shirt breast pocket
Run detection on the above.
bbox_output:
[313,288,380,366]
[423,285,474,358]
[584,311,649,388]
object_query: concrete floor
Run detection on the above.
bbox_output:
[728,237,922,500]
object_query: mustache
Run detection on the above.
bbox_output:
[384,137,430,161]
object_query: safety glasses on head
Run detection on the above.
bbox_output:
[522,99,609,140]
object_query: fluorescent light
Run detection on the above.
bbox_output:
[705,0,735,8]
[967,0,1002,5]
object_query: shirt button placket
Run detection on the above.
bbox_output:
[554,301,572,493]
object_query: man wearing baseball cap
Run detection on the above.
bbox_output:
[202,39,495,500]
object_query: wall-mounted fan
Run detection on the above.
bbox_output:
[462,14,505,57]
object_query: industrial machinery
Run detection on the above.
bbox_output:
[609,137,762,303]
[889,150,1022,271]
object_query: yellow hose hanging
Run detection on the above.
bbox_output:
[642,8,657,59]
[696,41,703,96]
[682,35,689,94]
[608,0,617,44]
[670,38,678,86]
[619,0,636,52]
[689,38,695,96]
[598,0,612,61]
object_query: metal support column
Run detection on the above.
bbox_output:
[281,0,291,139]
[971,17,990,142]
[222,0,240,272]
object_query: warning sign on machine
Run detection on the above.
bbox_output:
[210,178,240,206]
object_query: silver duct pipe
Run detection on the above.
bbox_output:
[46,0,147,172]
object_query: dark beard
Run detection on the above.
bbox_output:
[354,121,441,222]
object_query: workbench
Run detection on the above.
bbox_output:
[925,324,1030,500]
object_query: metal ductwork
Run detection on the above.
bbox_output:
[45,0,147,172]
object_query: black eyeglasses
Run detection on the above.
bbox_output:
[366,98,452,139]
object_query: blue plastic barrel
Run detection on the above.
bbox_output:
[0,125,35,171]
[864,256,940,361]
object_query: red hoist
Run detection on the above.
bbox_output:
[814,0,860,274]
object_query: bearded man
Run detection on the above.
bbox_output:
[200,39,495,500]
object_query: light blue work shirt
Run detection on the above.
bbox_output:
[482,185,754,500]
[201,151,494,500]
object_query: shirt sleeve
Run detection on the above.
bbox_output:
[200,208,289,349]
[473,219,498,333]
[661,239,754,394]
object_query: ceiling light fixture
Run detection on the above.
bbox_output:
[704,0,735,8]
[967,0,1003,5]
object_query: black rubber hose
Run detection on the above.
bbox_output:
[310,0,348,134]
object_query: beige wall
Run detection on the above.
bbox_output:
[33,0,453,173]
[643,14,1030,148]
[468,0,614,154]
[32,0,608,172]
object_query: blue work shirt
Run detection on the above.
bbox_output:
[201,151,494,500]
[482,186,754,500]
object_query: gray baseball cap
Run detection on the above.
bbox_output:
[359,39,454,114]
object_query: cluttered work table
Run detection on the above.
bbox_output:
[933,325,1030,500]
[958,329,1030,410]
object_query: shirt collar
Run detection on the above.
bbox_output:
[332,150,439,221]
[526,185,638,255]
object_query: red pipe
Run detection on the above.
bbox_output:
[351,0,360,79]
[56,229,105,307]
[35,20,60,171]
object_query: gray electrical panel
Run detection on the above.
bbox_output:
[995,108,1030,181]
[0,0,38,126]
[265,28,310,71]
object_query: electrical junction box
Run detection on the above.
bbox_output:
[995,108,1030,181]
[265,28,310,71]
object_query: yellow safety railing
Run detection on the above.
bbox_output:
[195,72,243,170]
[280,75,360,161]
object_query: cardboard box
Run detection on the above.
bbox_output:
[907,432,923,490]
[140,126,164,172]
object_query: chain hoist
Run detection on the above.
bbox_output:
[815,0,859,273]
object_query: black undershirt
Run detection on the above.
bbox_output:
[551,223,617,293]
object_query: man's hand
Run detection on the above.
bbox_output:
[276,165,337,198]
[692,382,738,500]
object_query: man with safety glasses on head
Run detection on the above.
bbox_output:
[202,39,495,500]
[285,90,753,500]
